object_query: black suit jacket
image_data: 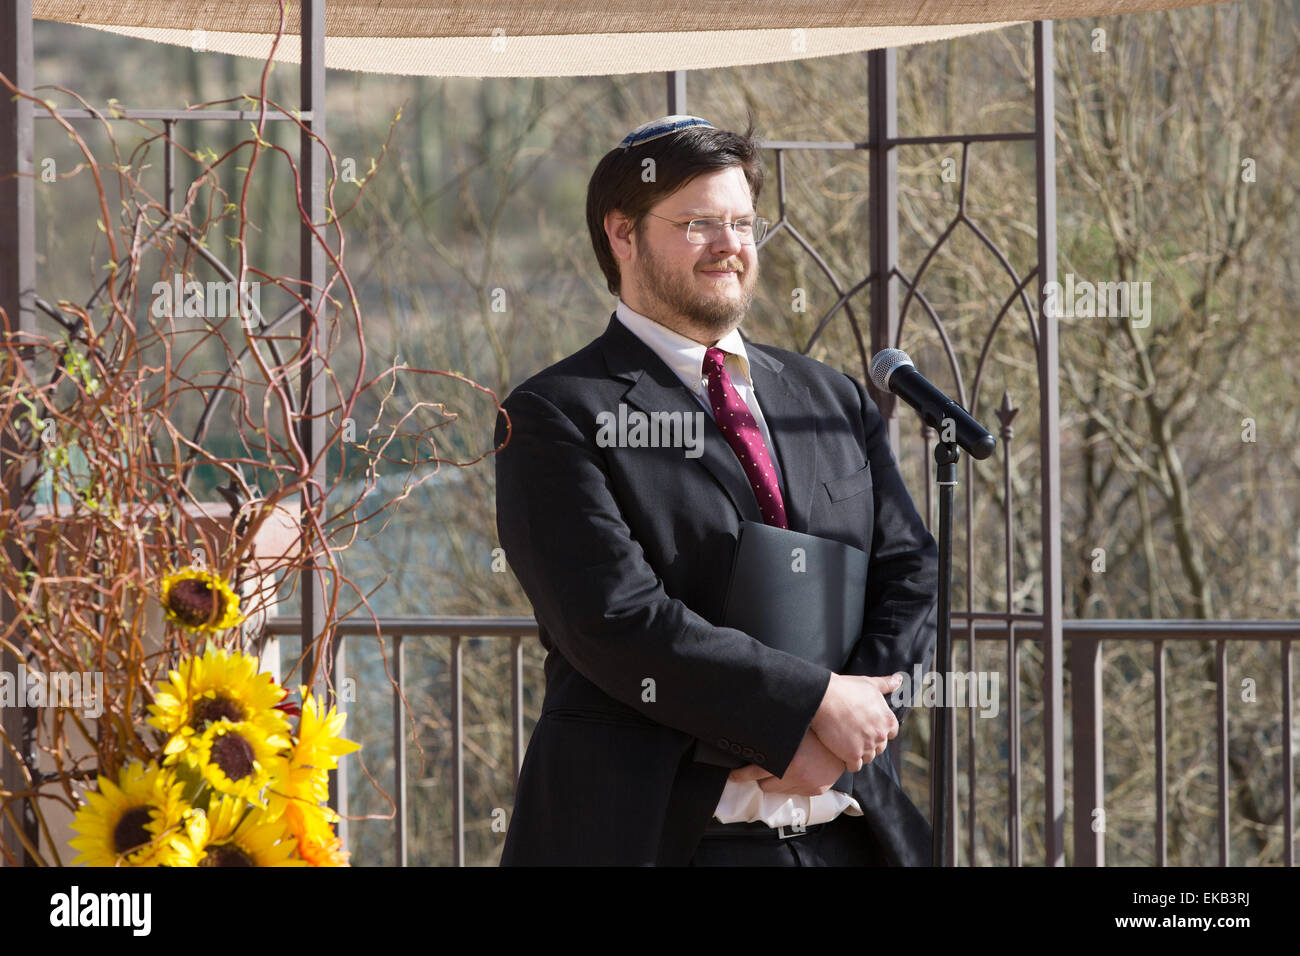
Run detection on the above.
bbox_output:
[494,312,939,866]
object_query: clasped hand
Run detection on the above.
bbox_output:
[727,673,902,796]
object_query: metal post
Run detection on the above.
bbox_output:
[665,71,686,114]
[931,441,959,866]
[1154,639,1167,864]
[867,47,900,453]
[0,0,37,868]
[1070,635,1104,865]
[295,0,341,826]
[1033,19,1065,866]
[996,396,1022,866]
[297,1,328,687]
[1216,639,1229,865]
[451,635,464,866]
[393,635,405,866]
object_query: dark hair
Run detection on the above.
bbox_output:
[586,113,765,297]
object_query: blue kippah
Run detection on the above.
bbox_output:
[618,114,714,150]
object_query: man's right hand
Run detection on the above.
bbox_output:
[810,672,903,772]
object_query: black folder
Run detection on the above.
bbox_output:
[694,520,869,794]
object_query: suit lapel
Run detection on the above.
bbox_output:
[598,313,819,534]
[601,314,761,525]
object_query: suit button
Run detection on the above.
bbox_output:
[755,752,767,763]
[717,738,730,749]
[729,743,743,755]
[742,747,754,759]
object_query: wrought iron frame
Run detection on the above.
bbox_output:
[3,5,1293,868]
[667,32,1064,866]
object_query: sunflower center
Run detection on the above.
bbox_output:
[199,843,255,867]
[191,695,246,729]
[210,730,256,781]
[167,578,222,627]
[112,806,154,856]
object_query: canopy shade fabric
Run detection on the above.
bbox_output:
[32,1,1220,77]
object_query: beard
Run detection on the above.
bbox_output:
[635,238,757,339]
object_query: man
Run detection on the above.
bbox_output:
[494,114,938,866]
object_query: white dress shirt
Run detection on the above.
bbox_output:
[613,299,864,829]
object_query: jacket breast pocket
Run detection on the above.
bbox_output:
[823,462,873,503]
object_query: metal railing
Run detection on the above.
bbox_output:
[952,616,1297,867]
[263,615,536,867]
[265,614,1298,866]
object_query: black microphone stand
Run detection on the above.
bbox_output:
[930,438,959,867]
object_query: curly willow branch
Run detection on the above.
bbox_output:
[0,6,508,865]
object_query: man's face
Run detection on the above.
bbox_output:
[616,166,760,345]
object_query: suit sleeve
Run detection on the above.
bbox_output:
[494,387,831,778]
[842,375,940,730]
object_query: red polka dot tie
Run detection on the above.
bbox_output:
[703,346,788,529]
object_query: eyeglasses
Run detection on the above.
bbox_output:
[645,213,770,245]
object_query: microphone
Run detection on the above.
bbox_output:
[869,349,997,460]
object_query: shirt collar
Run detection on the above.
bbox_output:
[614,298,754,389]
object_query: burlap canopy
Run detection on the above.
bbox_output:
[31,1,1218,77]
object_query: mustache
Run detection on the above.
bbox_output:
[699,263,744,272]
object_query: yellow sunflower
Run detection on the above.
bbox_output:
[147,644,291,764]
[189,720,289,806]
[169,797,306,867]
[68,760,189,867]
[266,688,360,822]
[159,568,246,632]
